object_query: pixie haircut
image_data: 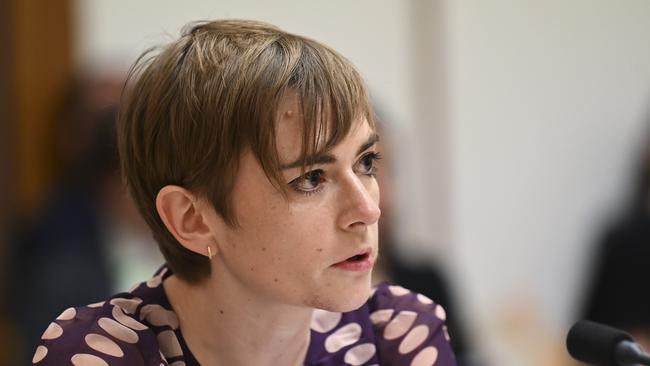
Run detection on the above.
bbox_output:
[118,20,375,283]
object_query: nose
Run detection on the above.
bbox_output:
[337,174,381,231]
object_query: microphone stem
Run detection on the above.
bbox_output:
[617,341,650,366]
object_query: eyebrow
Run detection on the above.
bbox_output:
[280,132,380,170]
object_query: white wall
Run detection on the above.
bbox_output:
[447,1,650,364]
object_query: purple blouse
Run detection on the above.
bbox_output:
[33,266,457,365]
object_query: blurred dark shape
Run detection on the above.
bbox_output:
[373,121,477,366]
[581,124,650,349]
[9,76,123,364]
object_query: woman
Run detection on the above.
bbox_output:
[33,20,457,366]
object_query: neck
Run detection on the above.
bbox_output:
[164,267,313,366]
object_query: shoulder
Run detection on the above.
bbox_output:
[31,272,175,365]
[366,283,458,365]
[307,283,458,365]
[31,296,165,365]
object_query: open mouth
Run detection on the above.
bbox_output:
[332,251,374,271]
[347,253,369,262]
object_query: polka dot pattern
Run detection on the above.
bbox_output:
[71,353,109,366]
[32,345,47,363]
[344,343,376,365]
[110,297,142,314]
[146,267,168,288]
[369,309,394,325]
[443,325,451,342]
[398,325,430,354]
[310,309,342,333]
[416,294,433,305]
[57,307,77,320]
[434,305,446,321]
[98,317,139,344]
[30,267,457,366]
[325,322,362,353]
[85,333,124,357]
[113,306,148,330]
[410,346,438,366]
[157,330,183,358]
[384,311,418,340]
[388,285,410,296]
[41,322,63,340]
[140,304,179,329]
[146,276,162,288]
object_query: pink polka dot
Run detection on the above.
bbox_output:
[410,346,438,366]
[146,268,168,288]
[399,325,430,354]
[70,353,108,366]
[388,285,410,296]
[98,317,139,344]
[344,343,376,365]
[140,304,179,329]
[434,305,446,321]
[157,330,183,358]
[383,311,417,340]
[324,323,362,353]
[310,309,342,333]
[41,322,63,340]
[417,294,434,305]
[56,307,76,320]
[110,297,142,314]
[32,345,47,363]
[85,333,124,357]
[113,306,148,331]
[369,309,394,325]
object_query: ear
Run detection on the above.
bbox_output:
[156,185,216,257]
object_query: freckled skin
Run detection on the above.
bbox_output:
[205,94,380,313]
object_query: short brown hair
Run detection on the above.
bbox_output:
[118,19,374,283]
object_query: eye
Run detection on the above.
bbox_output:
[355,151,382,176]
[289,169,326,194]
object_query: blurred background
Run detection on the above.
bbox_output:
[2,0,650,365]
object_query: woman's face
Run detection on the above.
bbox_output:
[208,95,381,312]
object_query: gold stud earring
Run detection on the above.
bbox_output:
[207,246,213,260]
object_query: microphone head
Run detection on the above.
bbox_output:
[566,320,633,365]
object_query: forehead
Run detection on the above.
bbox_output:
[275,93,371,163]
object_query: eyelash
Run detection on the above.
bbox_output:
[288,151,383,196]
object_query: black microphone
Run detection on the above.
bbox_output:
[567,320,650,366]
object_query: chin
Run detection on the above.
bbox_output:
[315,276,373,312]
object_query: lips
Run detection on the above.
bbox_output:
[332,249,374,272]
